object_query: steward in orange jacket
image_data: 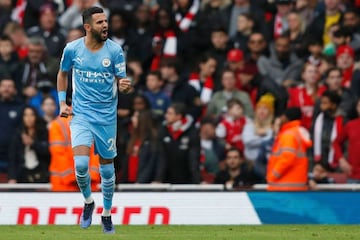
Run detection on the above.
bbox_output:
[267,108,312,191]
[48,116,101,191]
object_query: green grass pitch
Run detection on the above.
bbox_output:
[0,225,359,240]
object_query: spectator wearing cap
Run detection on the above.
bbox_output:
[336,45,354,88]
[266,107,312,191]
[27,2,67,58]
[309,0,343,47]
[206,68,253,119]
[242,93,275,162]
[226,48,255,93]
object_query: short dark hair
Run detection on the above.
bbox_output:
[321,90,341,106]
[147,70,162,81]
[82,6,104,24]
[0,35,13,44]
[227,98,244,110]
[325,67,342,79]
[283,107,302,121]
[169,103,187,117]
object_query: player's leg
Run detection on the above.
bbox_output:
[70,119,94,228]
[92,124,117,234]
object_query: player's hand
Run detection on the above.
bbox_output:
[59,102,72,118]
[119,78,132,94]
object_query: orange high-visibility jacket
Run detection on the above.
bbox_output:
[48,116,100,191]
[267,120,312,191]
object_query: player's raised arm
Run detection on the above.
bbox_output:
[57,70,72,117]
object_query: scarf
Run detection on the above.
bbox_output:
[11,0,27,25]
[175,0,200,32]
[167,115,193,140]
[274,14,283,39]
[150,30,177,71]
[188,72,214,104]
[313,112,343,169]
[342,65,354,88]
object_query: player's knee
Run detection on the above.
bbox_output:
[74,155,89,175]
[100,164,114,179]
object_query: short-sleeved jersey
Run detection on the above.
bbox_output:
[60,37,126,125]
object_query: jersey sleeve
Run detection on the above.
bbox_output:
[59,43,74,72]
[113,46,126,78]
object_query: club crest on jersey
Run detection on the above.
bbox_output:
[102,58,111,67]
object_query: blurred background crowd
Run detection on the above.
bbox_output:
[1,0,360,191]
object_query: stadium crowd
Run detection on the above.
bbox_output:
[1,0,360,191]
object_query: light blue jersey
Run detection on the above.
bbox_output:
[60,37,126,125]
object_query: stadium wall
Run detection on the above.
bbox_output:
[1,192,359,225]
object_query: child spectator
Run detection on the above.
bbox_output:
[306,38,324,69]
[313,90,344,171]
[216,98,249,153]
[231,13,255,52]
[214,147,260,190]
[199,118,226,183]
[308,163,335,190]
[143,71,171,121]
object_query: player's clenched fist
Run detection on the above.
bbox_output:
[118,78,132,93]
[59,102,72,118]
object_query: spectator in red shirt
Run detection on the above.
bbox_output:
[333,99,360,183]
[288,63,326,130]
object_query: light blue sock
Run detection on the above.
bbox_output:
[74,155,91,199]
[99,163,115,212]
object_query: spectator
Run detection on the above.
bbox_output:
[26,2,67,58]
[120,110,159,183]
[214,147,260,190]
[231,13,256,52]
[216,98,249,152]
[295,0,315,27]
[28,74,59,117]
[156,103,201,184]
[333,99,360,183]
[342,9,360,59]
[309,0,343,46]
[313,90,344,171]
[207,26,231,78]
[308,163,335,190]
[160,58,202,120]
[40,96,57,127]
[66,27,85,43]
[284,11,308,58]
[20,36,59,101]
[219,0,264,39]
[335,45,354,88]
[0,0,13,34]
[243,93,275,162]
[108,9,132,56]
[306,38,324,70]
[0,77,24,174]
[258,35,303,88]
[188,53,217,106]
[59,0,109,30]
[269,0,295,40]
[288,63,326,130]
[199,118,226,183]
[8,106,50,183]
[49,115,100,191]
[207,68,253,119]
[3,21,29,60]
[0,35,22,93]
[149,7,178,71]
[266,107,312,191]
[143,71,171,121]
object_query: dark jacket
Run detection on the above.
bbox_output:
[121,137,159,183]
[8,127,50,182]
[156,117,201,184]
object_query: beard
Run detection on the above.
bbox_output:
[91,28,107,43]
